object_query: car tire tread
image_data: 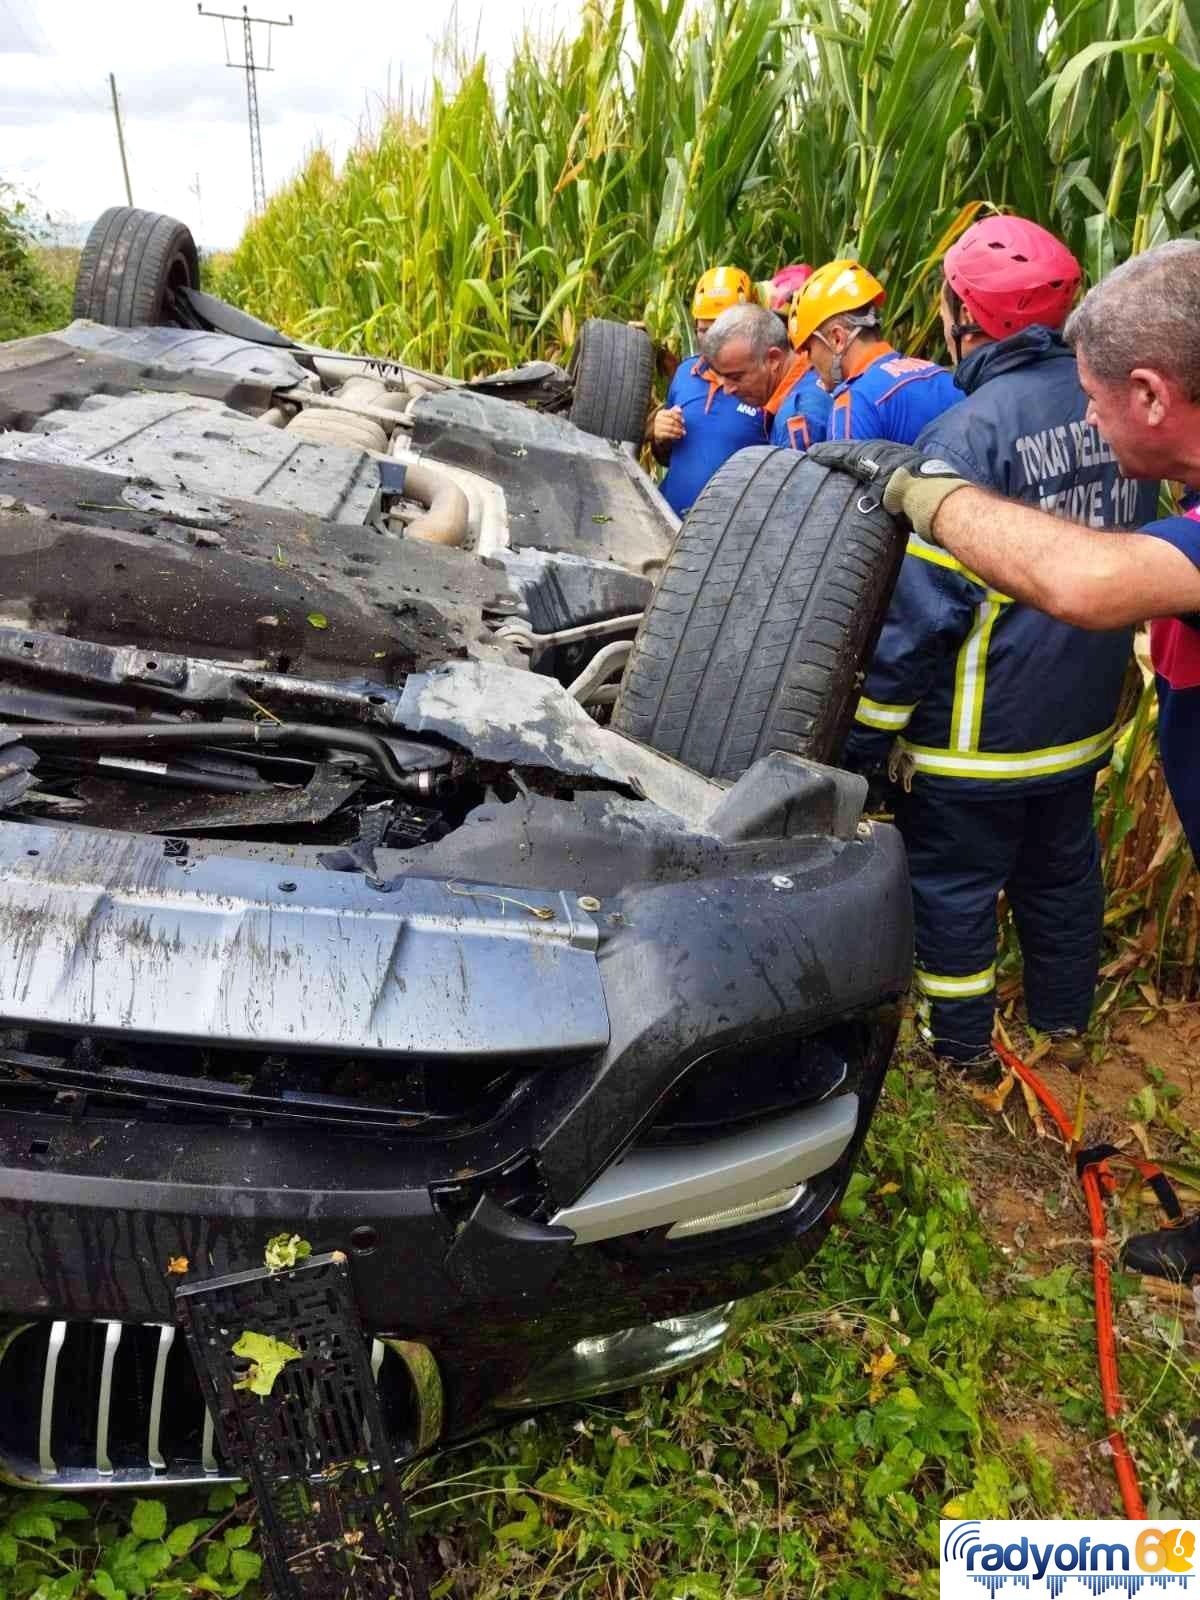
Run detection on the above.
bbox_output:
[569,319,653,444]
[612,447,905,776]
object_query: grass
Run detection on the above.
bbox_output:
[212,0,1200,366]
[0,188,73,343]
[2,1033,1196,1598]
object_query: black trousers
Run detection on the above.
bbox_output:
[893,775,1104,1061]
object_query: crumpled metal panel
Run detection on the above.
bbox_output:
[0,391,379,524]
[58,320,311,387]
[0,822,607,1059]
[397,659,724,828]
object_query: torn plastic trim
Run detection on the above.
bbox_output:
[398,659,723,827]
[395,660,871,840]
[550,1095,858,1244]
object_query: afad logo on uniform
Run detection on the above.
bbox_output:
[940,1519,1198,1597]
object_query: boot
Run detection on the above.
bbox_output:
[1122,1214,1200,1283]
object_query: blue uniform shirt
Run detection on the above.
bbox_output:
[1143,501,1200,857]
[658,356,764,516]
[768,364,831,450]
[825,343,960,444]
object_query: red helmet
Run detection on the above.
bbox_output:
[944,215,1081,339]
[765,263,812,311]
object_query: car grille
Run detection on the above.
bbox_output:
[0,1319,438,1489]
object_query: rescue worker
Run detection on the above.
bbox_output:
[700,303,831,450]
[808,236,1200,1278]
[762,262,812,312]
[651,266,765,517]
[838,216,1158,1066]
[789,258,959,442]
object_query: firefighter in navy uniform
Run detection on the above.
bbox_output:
[841,216,1159,1065]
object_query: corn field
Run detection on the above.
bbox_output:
[217,0,1200,1001]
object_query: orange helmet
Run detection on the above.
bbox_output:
[693,266,756,321]
[788,259,886,350]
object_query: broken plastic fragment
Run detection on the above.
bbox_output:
[263,1232,312,1272]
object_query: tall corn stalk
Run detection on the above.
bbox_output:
[217,0,1200,997]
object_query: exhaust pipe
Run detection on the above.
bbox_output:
[390,460,470,547]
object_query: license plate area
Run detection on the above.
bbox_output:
[175,1253,427,1599]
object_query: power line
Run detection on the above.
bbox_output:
[2,0,109,116]
[197,2,293,217]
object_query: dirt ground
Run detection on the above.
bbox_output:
[956,1005,1200,1260]
[936,1003,1200,1515]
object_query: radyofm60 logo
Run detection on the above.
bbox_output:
[940,1519,1198,1596]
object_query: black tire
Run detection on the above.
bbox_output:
[611,446,905,777]
[569,318,653,443]
[72,206,200,327]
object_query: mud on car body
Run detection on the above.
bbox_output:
[0,207,911,1492]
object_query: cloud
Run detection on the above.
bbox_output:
[0,11,50,53]
[6,0,580,249]
[3,60,355,125]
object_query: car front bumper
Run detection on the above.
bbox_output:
[0,759,910,1486]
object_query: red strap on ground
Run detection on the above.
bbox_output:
[991,1037,1148,1520]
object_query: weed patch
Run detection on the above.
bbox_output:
[3,1056,1192,1597]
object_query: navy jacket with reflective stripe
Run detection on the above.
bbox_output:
[844,328,1160,793]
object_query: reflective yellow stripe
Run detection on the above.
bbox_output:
[898,723,1117,780]
[855,695,916,731]
[914,964,996,999]
[950,596,1004,752]
[905,536,1010,602]
[906,533,963,574]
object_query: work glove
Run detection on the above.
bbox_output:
[806,440,970,542]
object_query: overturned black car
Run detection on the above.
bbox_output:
[0,208,911,1511]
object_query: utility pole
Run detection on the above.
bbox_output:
[188,171,203,238]
[108,72,133,206]
[197,3,293,217]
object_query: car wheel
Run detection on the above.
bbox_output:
[72,206,201,327]
[611,446,904,777]
[569,319,653,444]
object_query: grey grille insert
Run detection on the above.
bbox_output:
[0,1319,434,1490]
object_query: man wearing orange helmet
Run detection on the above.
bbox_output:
[830,216,1158,1069]
[650,266,765,518]
[790,260,959,444]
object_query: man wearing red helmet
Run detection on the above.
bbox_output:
[811,237,1200,1280]
[839,215,1157,1069]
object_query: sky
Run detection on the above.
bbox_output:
[1,0,580,249]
